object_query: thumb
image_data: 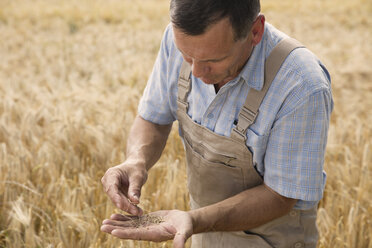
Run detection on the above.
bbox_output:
[127,175,143,204]
[173,233,187,248]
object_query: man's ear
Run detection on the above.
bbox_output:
[251,14,265,46]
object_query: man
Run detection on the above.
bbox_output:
[100,0,333,247]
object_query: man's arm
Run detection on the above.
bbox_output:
[101,115,172,215]
[126,115,173,171]
[189,184,297,233]
[101,183,297,248]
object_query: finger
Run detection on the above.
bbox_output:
[111,225,174,242]
[102,168,131,209]
[110,213,132,221]
[114,191,137,214]
[126,202,143,216]
[127,174,144,205]
[109,190,141,215]
[100,222,134,234]
[101,224,140,234]
[103,181,127,210]
[101,224,117,233]
[102,219,134,228]
[110,212,146,222]
[101,216,146,233]
[173,233,187,248]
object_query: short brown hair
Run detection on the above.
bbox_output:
[170,0,260,40]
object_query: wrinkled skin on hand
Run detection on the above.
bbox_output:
[101,210,193,248]
[101,162,148,216]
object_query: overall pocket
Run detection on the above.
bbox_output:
[184,136,245,207]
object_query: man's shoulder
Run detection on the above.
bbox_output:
[284,45,331,100]
[160,23,175,56]
[265,23,331,93]
[260,22,332,120]
[158,23,184,78]
[161,23,181,57]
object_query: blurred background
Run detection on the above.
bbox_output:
[0,0,371,247]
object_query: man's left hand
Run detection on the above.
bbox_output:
[101,210,193,248]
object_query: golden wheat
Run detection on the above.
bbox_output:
[0,0,371,247]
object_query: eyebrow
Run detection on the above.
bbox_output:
[178,47,228,63]
[202,55,229,63]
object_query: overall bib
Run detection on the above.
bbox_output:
[176,38,318,248]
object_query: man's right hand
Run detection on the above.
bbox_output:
[101,115,172,216]
[101,161,148,216]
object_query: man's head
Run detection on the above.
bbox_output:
[170,0,264,87]
[170,0,260,41]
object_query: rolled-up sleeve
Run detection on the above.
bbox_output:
[138,24,176,125]
[264,88,333,209]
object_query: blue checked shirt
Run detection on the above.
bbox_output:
[138,22,333,210]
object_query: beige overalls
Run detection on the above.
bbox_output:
[177,38,319,248]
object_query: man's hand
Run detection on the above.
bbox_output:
[101,210,193,248]
[101,162,148,216]
[101,116,172,215]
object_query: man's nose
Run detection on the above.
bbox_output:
[191,61,209,78]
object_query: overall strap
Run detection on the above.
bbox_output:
[231,38,305,142]
[177,61,192,112]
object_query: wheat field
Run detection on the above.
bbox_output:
[0,0,371,247]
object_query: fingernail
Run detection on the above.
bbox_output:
[132,194,139,201]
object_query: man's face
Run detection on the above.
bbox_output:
[173,18,255,87]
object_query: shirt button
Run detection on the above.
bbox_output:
[294,242,304,248]
[207,113,214,119]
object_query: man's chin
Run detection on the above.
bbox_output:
[201,76,232,86]
[201,78,217,85]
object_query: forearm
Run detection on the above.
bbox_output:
[126,115,172,170]
[189,184,297,234]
